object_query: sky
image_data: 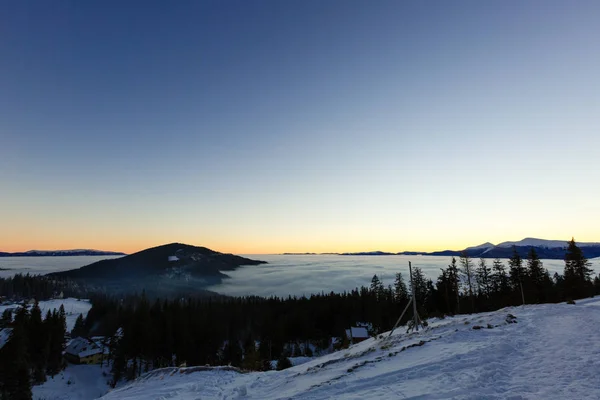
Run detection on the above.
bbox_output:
[1,1,600,254]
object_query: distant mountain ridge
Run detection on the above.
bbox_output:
[0,249,126,257]
[320,238,600,259]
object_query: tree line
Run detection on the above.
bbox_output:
[0,273,87,302]
[75,239,599,386]
[0,302,67,400]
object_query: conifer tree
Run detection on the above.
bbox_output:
[46,309,66,377]
[28,301,48,384]
[447,257,460,314]
[459,252,475,312]
[3,306,32,400]
[526,248,548,303]
[72,314,85,338]
[564,238,593,299]
[393,273,408,304]
[476,258,492,298]
[508,247,525,305]
[370,275,384,299]
[491,258,509,295]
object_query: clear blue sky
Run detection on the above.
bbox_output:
[2,1,599,253]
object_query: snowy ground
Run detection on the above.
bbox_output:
[0,298,92,332]
[33,364,112,400]
[100,298,600,400]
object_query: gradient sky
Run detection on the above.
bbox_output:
[1,1,600,254]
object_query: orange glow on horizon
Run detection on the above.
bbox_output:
[3,234,599,256]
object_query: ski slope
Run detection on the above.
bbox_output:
[100,298,600,400]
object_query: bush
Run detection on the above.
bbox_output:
[276,357,292,371]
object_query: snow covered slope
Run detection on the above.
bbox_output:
[100,299,600,400]
[0,298,92,332]
[464,242,494,251]
[33,364,111,400]
[497,237,600,248]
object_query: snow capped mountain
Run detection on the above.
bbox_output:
[497,237,600,249]
[0,249,126,257]
[98,299,600,400]
[464,242,495,251]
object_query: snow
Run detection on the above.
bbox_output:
[99,298,600,400]
[346,326,369,339]
[66,337,103,359]
[32,364,112,400]
[0,328,12,350]
[497,237,600,248]
[0,298,92,332]
[464,242,495,251]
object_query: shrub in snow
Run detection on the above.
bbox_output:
[276,357,292,371]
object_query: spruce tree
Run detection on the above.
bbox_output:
[393,273,408,304]
[508,247,525,305]
[370,275,384,299]
[526,248,548,303]
[476,258,492,298]
[459,252,475,312]
[4,307,32,400]
[29,301,48,384]
[447,257,460,314]
[72,314,85,338]
[564,238,593,300]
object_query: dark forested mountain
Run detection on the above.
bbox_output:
[48,243,266,295]
[0,249,125,257]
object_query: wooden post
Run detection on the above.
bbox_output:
[388,297,413,337]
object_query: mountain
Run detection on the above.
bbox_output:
[48,243,266,295]
[0,249,126,257]
[464,242,495,251]
[469,238,600,259]
[333,238,600,259]
[340,251,395,256]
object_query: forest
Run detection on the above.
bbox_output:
[75,239,599,385]
[0,302,67,400]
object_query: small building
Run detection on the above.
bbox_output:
[64,337,105,364]
[345,326,370,345]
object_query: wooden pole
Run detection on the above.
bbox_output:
[388,297,413,338]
